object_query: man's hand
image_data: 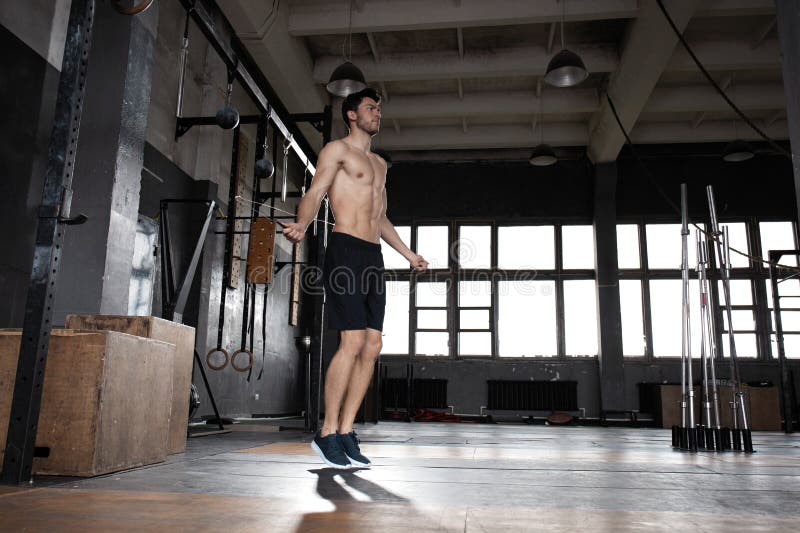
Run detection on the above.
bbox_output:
[278,220,306,244]
[409,254,429,272]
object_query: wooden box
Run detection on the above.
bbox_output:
[659,384,781,430]
[65,315,196,454]
[0,329,174,477]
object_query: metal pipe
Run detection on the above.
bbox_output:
[706,185,752,444]
[176,9,191,118]
[281,136,291,203]
[696,231,712,429]
[680,184,696,450]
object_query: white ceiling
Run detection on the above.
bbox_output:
[220,0,787,162]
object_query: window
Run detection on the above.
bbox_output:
[760,221,797,267]
[649,279,702,357]
[415,281,449,356]
[498,280,557,357]
[562,225,595,270]
[717,280,757,358]
[563,280,598,356]
[382,225,411,269]
[766,280,800,359]
[458,280,492,356]
[382,281,410,354]
[620,280,645,356]
[617,224,640,269]
[721,222,750,269]
[417,225,449,269]
[646,224,697,269]
[498,226,555,270]
[458,225,491,269]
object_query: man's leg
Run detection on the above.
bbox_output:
[320,329,367,437]
[338,328,382,435]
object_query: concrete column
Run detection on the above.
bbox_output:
[594,162,626,412]
[53,2,159,323]
[775,0,800,228]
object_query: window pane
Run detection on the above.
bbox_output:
[415,332,449,356]
[459,332,492,356]
[418,310,447,330]
[720,333,757,358]
[772,310,800,331]
[382,226,411,269]
[498,226,555,269]
[562,225,595,270]
[649,279,702,357]
[717,280,752,306]
[564,280,598,356]
[459,280,491,307]
[771,334,800,359]
[383,281,410,354]
[458,226,491,269]
[722,310,755,331]
[460,309,490,330]
[416,281,447,307]
[620,280,645,356]
[722,223,750,268]
[498,280,556,357]
[617,224,640,269]
[766,279,800,309]
[761,221,797,267]
[417,226,449,269]
[646,224,697,269]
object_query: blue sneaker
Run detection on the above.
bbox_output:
[311,431,351,469]
[338,431,371,468]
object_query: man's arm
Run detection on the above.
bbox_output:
[380,190,428,272]
[280,142,344,243]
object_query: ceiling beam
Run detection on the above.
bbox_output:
[547,21,558,54]
[587,0,700,163]
[289,0,773,35]
[366,32,380,61]
[751,16,776,49]
[457,27,464,59]
[372,119,788,151]
[313,39,780,84]
[376,84,785,121]
[289,0,640,35]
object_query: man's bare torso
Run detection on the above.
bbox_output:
[326,139,387,243]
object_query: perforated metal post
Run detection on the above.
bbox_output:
[1,0,96,485]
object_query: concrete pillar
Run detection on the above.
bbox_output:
[775,0,800,229]
[594,162,626,412]
[53,2,159,323]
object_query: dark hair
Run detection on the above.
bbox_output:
[341,87,381,126]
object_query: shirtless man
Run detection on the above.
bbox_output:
[281,88,428,469]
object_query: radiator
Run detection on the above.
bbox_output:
[487,380,578,411]
[381,378,448,409]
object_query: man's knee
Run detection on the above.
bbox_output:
[338,330,367,358]
[360,331,382,361]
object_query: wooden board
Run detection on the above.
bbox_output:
[65,315,196,454]
[245,217,276,284]
[0,329,174,476]
[229,134,249,289]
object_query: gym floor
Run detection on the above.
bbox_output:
[0,422,798,532]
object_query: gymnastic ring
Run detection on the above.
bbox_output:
[113,0,155,16]
[206,348,229,371]
[230,349,254,372]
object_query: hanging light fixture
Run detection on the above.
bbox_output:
[327,0,367,97]
[545,0,588,88]
[721,77,754,162]
[530,92,557,166]
[722,139,754,162]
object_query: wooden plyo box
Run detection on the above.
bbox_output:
[0,329,174,477]
[65,315,196,454]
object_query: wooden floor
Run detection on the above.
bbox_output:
[1,422,798,532]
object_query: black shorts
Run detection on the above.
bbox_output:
[323,232,386,331]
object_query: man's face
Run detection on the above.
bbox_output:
[351,97,381,136]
